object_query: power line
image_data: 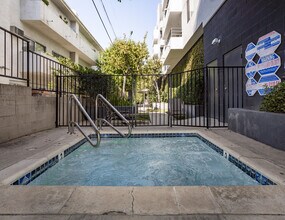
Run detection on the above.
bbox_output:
[91,0,113,44]
[99,0,117,39]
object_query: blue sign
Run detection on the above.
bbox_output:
[256,31,281,57]
[245,31,282,96]
[257,53,281,76]
[245,61,257,78]
[246,78,258,96]
[245,43,256,61]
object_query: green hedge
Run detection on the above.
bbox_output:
[260,81,285,113]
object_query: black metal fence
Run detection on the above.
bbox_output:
[0,27,29,84]
[56,67,244,128]
[0,27,244,128]
[0,26,75,92]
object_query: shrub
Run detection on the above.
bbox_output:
[260,81,285,113]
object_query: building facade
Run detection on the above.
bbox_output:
[153,0,225,74]
[0,0,103,65]
[153,0,285,110]
[203,0,285,110]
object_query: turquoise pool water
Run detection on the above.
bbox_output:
[29,137,259,186]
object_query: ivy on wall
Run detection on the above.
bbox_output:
[169,38,205,105]
[171,37,204,74]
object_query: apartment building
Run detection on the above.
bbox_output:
[153,0,225,74]
[154,0,285,110]
[0,0,103,86]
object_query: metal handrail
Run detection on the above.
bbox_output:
[68,94,101,147]
[96,94,132,138]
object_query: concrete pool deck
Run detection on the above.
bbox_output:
[0,127,285,219]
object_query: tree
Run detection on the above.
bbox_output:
[98,36,149,98]
[142,57,163,102]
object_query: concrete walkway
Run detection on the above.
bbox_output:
[0,127,285,219]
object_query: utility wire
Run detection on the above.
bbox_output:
[99,0,117,39]
[91,0,113,44]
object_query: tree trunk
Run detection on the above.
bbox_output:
[153,80,161,103]
[122,75,127,98]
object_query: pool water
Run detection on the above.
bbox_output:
[29,137,259,186]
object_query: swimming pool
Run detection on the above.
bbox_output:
[27,134,264,186]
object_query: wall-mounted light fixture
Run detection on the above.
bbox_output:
[211,38,221,45]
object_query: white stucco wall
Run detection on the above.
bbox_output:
[181,0,225,46]
[0,0,101,67]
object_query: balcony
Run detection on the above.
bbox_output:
[20,0,97,64]
[152,44,160,58]
[153,28,160,44]
[161,28,183,67]
[162,0,183,38]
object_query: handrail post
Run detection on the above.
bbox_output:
[68,94,101,147]
[96,94,132,138]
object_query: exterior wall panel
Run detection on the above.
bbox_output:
[204,0,285,110]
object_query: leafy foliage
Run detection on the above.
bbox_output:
[97,36,163,104]
[175,71,204,104]
[98,36,149,75]
[260,82,285,113]
[169,38,205,105]
[171,38,204,73]
[54,57,110,97]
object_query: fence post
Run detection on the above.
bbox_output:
[168,75,173,127]
[26,41,30,87]
[131,74,136,127]
[55,75,59,127]
[205,67,209,129]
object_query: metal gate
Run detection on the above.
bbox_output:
[56,67,244,128]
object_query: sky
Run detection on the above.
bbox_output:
[65,0,161,53]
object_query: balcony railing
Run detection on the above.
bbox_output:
[20,0,97,63]
[0,26,77,92]
[165,28,182,46]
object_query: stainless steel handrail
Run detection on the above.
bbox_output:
[96,94,132,138]
[68,94,101,147]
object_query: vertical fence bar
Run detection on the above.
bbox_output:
[218,68,221,127]
[26,41,30,87]
[168,75,172,127]
[22,40,24,79]
[10,35,13,77]
[213,68,216,127]
[4,31,7,76]
[231,66,234,109]
[223,67,226,126]
[56,76,59,127]
[205,67,209,129]
[241,68,244,108]
[16,37,19,78]
[235,68,237,108]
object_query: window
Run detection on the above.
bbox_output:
[22,39,46,53]
[186,0,191,22]
[35,42,46,53]
[52,51,65,59]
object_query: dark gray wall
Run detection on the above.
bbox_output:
[204,0,285,110]
[229,108,285,151]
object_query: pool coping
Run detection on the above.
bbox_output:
[0,127,285,217]
[0,129,283,186]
